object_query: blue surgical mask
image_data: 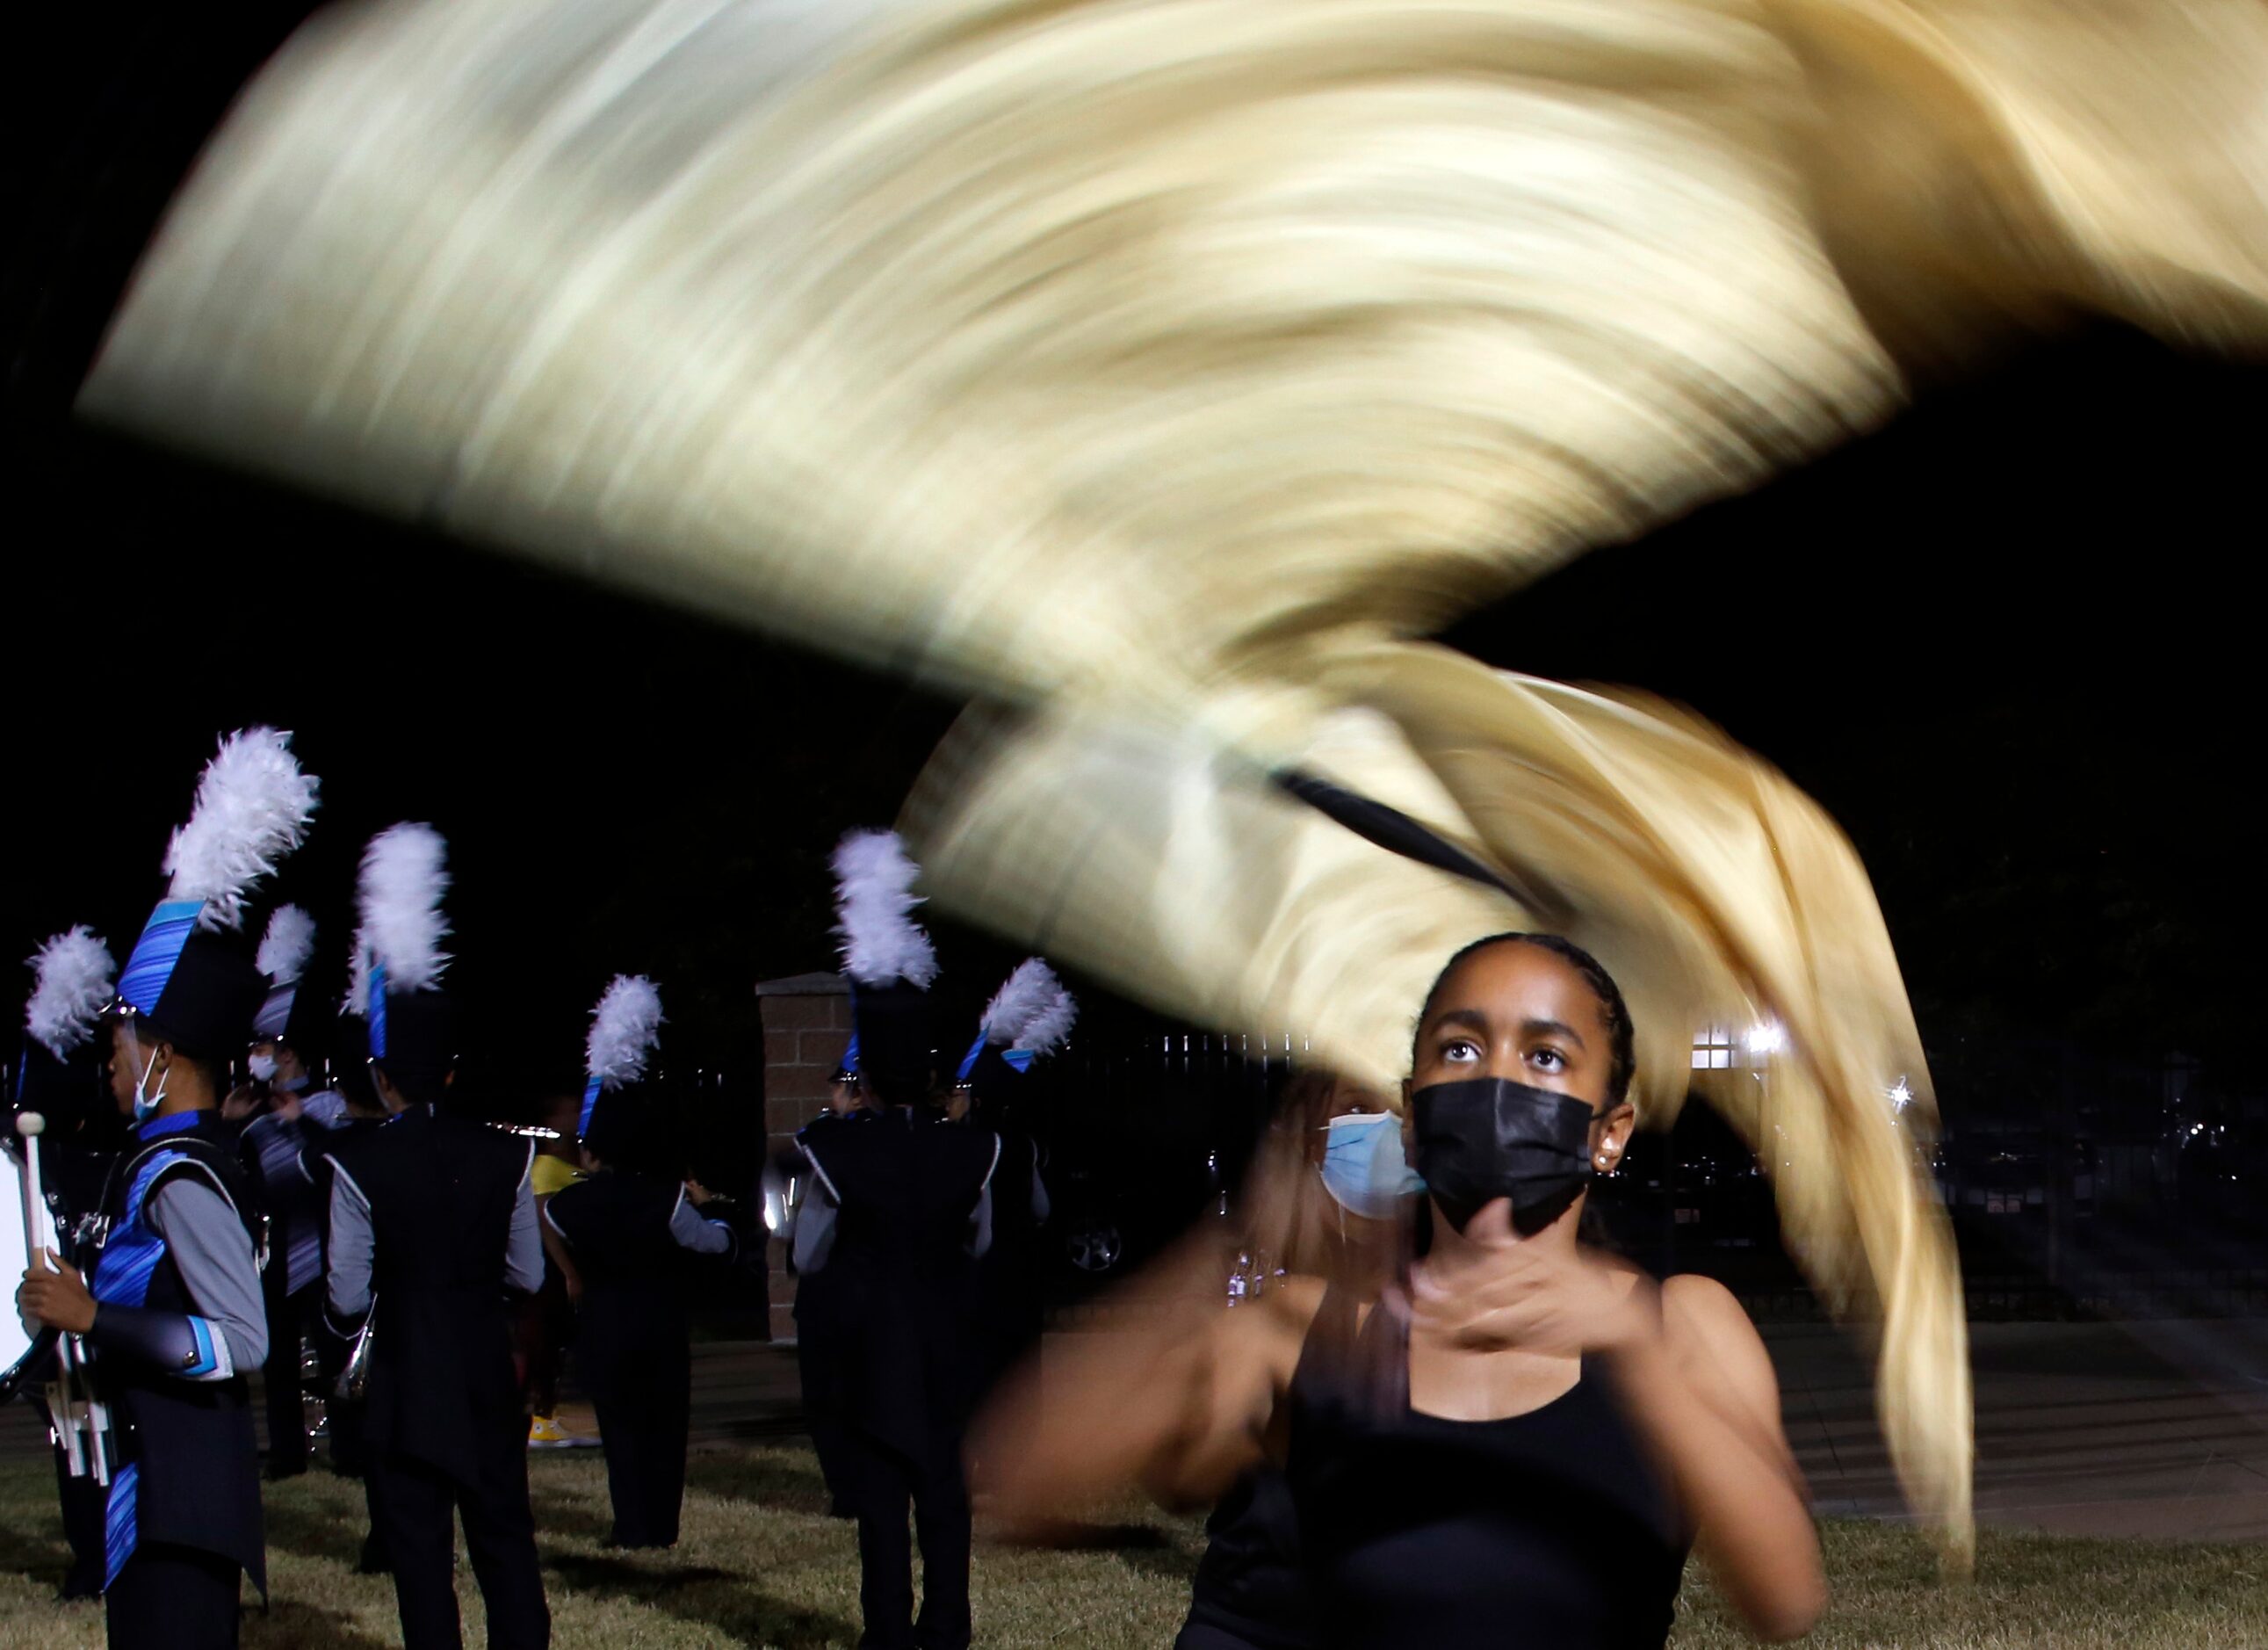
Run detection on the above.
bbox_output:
[247,1051,278,1082]
[1319,1111,1425,1220]
[131,1036,167,1125]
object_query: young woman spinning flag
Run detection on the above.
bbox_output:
[978,933,1824,1647]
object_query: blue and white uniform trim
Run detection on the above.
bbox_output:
[101,1462,140,1589]
[954,1037,1037,1082]
[367,962,390,1058]
[178,1316,228,1379]
[90,1132,200,1314]
[117,900,202,1017]
[90,1115,241,1588]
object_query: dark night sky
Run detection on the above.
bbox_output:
[5,5,2264,1109]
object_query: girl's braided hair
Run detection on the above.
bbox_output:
[1412,931,1636,1108]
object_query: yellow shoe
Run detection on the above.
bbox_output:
[528,1415,568,1449]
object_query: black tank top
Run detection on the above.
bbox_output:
[1284,1284,1689,1650]
[1181,1464,1315,1650]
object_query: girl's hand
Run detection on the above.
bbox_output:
[1409,1205,1655,1357]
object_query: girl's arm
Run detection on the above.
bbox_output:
[1608,1276,1825,1641]
[969,1230,1312,1529]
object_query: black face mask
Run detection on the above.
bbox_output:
[1412,1076,1598,1233]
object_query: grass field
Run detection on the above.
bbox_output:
[2,1443,2265,1647]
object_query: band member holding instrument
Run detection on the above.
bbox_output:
[19,728,320,1650]
[10,924,120,1601]
[238,904,335,1480]
[307,1005,393,1574]
[321,823,549,1650]
[545,975,743,1548]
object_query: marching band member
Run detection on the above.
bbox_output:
[522,1090,584,1451]
[321,824,550,1650]
[952,959,1073,1397]
[545,975,742,1548]
[796,830,999,1650]
[783,1053,864,1519]
[19,728,318,1649]
[237,904,331,1480]
[307,1003,392,1570]
[11,924,120,1601]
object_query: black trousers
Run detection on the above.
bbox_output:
[843,1424,971,1650]
[106,1541,240,1650]
[366,1445,550,1650]
[796,1318,856,1511]
[329,1393,390,1572]
[261,1275,317,1476]
[585,1336,692,1547]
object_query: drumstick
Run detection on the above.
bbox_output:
[13,1113,47,1263]
[15,1115,86,1477]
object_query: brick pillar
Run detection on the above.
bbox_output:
[755,971,853,1342]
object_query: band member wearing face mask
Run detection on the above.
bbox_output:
[1174,1069,1406,1650]
[11,925,126,1602]
[237,905,338,1480]
[322,825,550,1650]
[17,728,320,1650]
[974,932,1826,1648]
[305,1008,393,1573]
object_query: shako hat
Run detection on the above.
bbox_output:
[251,903,334,1061]
[14,926,115,1125]
[115,728,320,1060]
[348,823,455,1084]
[832,829,939,1105]
[578,973,664,1163]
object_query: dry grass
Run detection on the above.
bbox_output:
[0,1444,2262,1647]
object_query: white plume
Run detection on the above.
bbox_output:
[585,974,664,1089]
[163,727,321,931]
[980,957,1061,1046]
[831,829,938,989]
[357,823,451,992]
[256,904,318,985]
[25,927,115,1060]
[343,942,372,1020]
[1018,984,1080,1058]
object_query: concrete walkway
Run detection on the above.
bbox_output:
[10,1321,2268,1542]
[1774,1319,2268,1541]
